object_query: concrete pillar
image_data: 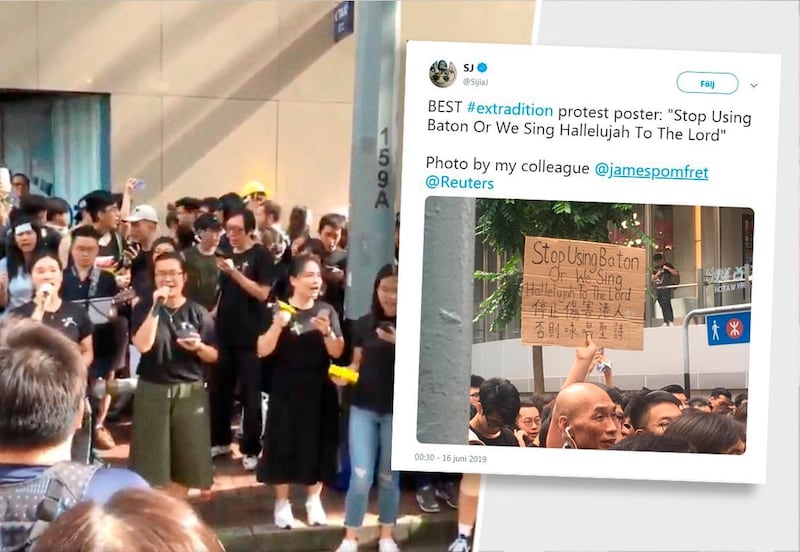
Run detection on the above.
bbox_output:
[417,196,476,445]
[344,1,399,321]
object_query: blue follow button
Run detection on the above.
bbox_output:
[676,71,739,94]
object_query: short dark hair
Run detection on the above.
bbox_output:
[610,433,697,453]
[153,251,186,273]
[627,390,682,430]
[19,194,48,216]
[318,213,346,234]
[710,387,732,400]
[175,197,201,211]
[72,225,102,241]
[734,391,748,406]
[478,378,520,427]
[665,409,744,454]
[0,318,86,450]
[688,397,712,409]
[200,197,220,212]
[219,193,245,222]
[653,253,664,261]
[661,384,686,395]
[226,208,256,233]
[470,374,485,388]
[46,196,71,221]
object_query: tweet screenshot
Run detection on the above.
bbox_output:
[393,41,780,483]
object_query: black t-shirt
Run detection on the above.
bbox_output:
[131,299,215,384]
[469,424,520,447]
[351,314,395,414]
[183,247,220,311]
[10,300,93,344]
[216,244,276,346]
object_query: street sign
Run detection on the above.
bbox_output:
[333,1,355,42]
[706,311,750,346]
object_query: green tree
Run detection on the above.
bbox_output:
[473,199,648,392]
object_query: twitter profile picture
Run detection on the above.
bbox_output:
[429,60,457,88]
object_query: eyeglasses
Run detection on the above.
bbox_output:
[155,271,183,279]
[469,392,480,399]
[656,420,672,432]
[518,418,541,428]
[226,227,246,235]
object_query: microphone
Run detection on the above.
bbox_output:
[154,296,166,309]
[40,282,53,297]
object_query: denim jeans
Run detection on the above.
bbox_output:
[343,406,400,528]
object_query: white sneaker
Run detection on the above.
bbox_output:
[447,535,470,552]
[210,445,231,458]
[242,455,258,471]
[305,495,327,526]
[378,538,400,552]
[274,499,294,529]
[334,538,358,552]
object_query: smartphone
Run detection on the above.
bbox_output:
[214,249,230,259]
[378,321,395,332]
[133,179,146,190]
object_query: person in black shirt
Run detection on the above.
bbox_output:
[59,191,124,270]
[256,254,344,529]
[210,208,274,471]
[129,252,218,496]
[334,263,399,552]
[307,214,347,323]
[651,252,680,326]
[61,225,125,451]
[449,378,521,552]
[10,252,93,363]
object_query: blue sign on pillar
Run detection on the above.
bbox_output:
[334,1,355,42]
[706,311,750,346]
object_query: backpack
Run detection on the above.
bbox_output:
[0,461,100,551]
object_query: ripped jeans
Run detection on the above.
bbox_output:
[343,406,400,528]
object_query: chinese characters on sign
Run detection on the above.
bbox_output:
[333,1,354,43]
[521,237,646,350]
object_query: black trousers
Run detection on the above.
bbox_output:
[209,344,263,456]
[657,292,674,323]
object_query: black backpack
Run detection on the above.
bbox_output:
[0,461,100,551]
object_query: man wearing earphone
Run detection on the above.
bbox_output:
[546,382,620,450]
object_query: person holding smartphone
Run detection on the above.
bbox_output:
[333,263,399,552]
[129,252,218,498]
[256,254,344,529]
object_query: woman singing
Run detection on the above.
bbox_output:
[334,263,400,552]
[256,254,344,529]
[10,251,93,366]
[129,252,217,497]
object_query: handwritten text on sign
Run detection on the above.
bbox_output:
[521,237,646,350]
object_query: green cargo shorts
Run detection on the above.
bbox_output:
[129,379,213,489]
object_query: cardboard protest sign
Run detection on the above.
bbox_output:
[521,236,646,350]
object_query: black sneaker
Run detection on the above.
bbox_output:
[415,484,440,513]
[436,481,459,509]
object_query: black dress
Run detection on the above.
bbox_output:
[257,300,342,486]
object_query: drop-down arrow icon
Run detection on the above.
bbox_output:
[750,83,758,88]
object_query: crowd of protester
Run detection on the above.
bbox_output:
[0,173,748,552]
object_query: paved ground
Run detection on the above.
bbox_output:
[102,422,457,551]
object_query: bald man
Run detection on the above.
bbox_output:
[545,383,619,450]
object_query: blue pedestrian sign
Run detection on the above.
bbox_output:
[707,312,750,346]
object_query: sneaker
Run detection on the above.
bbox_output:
[93,426,116,450]
[210,445,231,458]
[436,481,459,509]
[274,499,294,529]
[415,485,440,513]
[378,538,400,552]
[447,535,470,552]
[242,455,258,471]
[305,495,327,526]
[334,538,358,552]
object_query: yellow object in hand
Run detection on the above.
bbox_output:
[329,364,359,384]
[277,301,296,315]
